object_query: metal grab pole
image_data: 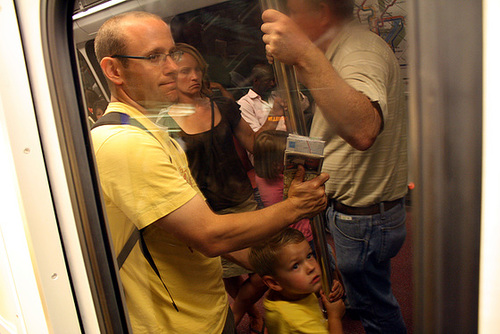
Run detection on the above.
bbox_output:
[311,214,333,293]
[260,0,333,294]
[273,62,309,136]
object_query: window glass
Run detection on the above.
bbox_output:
[73,1,412,332]
[76,50,106,126]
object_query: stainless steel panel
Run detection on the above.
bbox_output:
[408,0,482,332]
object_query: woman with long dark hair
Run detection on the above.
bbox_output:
[158,43,284,332]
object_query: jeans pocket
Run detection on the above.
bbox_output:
[377,219,406,262]
[332,215,366,273]
[333,215,366,241]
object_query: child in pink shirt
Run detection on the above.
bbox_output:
[253,130,313,241]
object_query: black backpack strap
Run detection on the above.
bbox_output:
[91,112,148,132]
[92,111,178,311]
[115,228,179,312]
[139,230,179,312]
[92,112,173,161]
[117,228,140,269]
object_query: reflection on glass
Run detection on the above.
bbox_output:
[73,0,412,333]
[255,0,410,333]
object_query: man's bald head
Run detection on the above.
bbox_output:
[95,11,164,64]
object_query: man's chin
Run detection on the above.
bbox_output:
[165,90,178,103]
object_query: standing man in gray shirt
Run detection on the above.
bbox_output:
[261,0,408,332]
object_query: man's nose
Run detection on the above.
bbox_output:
[163,56,178,74]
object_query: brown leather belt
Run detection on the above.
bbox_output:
[332,198,402,216]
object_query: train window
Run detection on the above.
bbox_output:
[77,50,106,126]
[69,0,413,332]
[169,0,267,99]
[74,0,110,14]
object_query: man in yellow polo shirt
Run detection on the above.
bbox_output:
[92,11,328,333]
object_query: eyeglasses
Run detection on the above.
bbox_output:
[111,51,183,65]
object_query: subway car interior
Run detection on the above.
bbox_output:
[0,0,498,333]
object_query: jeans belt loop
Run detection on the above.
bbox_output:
[379,202,385,215]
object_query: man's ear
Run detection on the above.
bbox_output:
[318,2,334,27]
[100,57,124,85]
[262,275,283,292]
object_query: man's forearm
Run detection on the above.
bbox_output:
[208,198,306,255]
[296,47,381,150]
[158,169,327,258]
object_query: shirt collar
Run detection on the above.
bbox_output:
[247,89,262,100]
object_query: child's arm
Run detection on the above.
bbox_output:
[324,298,344,334]
[321,280,345,334]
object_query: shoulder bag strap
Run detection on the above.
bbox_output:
[138,230,179,311]
[91,112,179,311]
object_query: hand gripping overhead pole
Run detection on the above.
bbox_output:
[260,0,333,294]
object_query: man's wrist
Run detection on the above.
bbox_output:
[282,197,303,223]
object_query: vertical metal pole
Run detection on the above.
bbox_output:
[272,62,309,136]
[260,0,333,293]
[259,0,308,137]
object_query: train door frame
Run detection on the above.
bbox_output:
[35,0,132,332]
[0,0,490,332]
[1,0,131,332]
[480,0,500,331]
[0,0,95,332]
[408,0,482,332]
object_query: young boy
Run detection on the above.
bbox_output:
[249,228,345,334]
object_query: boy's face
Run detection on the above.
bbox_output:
[271,240,322,299]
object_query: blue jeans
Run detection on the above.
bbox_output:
[326,198,407,334]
